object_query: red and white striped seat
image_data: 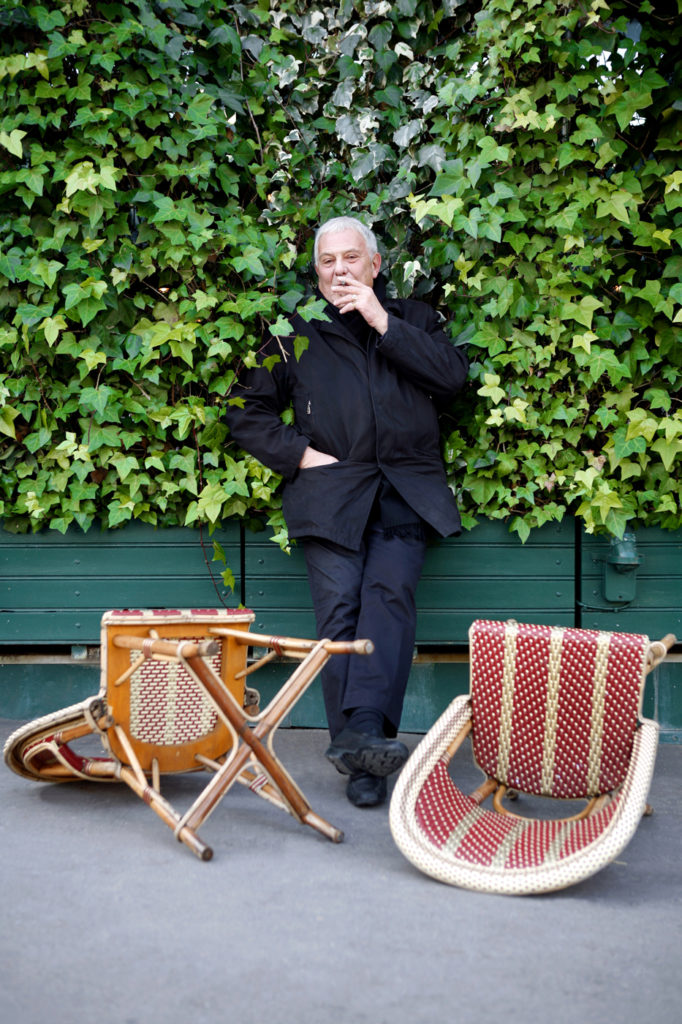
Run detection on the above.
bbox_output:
[390,619,673,894]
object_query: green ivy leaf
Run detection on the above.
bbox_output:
[0,128,26,157]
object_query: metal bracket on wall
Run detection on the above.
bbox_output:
[602,531,641,605]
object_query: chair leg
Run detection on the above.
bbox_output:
[234,767,342,841]
[178,645,344,844]
[117,764,213,861]
[469,777,498,805]
[109,724,213,860]
[301,809,344,843]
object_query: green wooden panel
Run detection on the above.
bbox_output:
[244,518,575,645]
[1,611,106,644]
[0,541,238,578]
[1,518,679,737]
[246,577,572,614]
[0,523,241,644]
[243,587,574,644]
[414,609,575,644]
[245,540,308,577]
[245,540,314,637]
[0,663,100,718]
[578,609,681,639]
[246,520,574,576]
[649,660,682,738]
[4,577,242,610]
[417,578,571,609]
[418,521,574,642]
[244,608,317,637]
[401,660,469,731]
[242,659,469,732]
[580,527,682,637]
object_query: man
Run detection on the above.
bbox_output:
[226,216,468,807]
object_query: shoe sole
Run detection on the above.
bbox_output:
[346,780,387,807]
[326,742,408,778]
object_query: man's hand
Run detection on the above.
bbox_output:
[331,275,389,336]
[299,446,339,469]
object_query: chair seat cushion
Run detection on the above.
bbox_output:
[415,762,623,871]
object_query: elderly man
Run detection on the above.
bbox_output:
[226,216,468,807]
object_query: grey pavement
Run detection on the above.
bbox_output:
[1,719,680,1024]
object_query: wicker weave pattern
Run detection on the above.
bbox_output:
[128,647,222,745]
[3,699,117,782]
[104,608,248,620]
[470,620,649,799]
[390,693,659,894]
[5,608,365,860]
[3,608,256,783]
[389,620,661,894]
[415,761,621,869]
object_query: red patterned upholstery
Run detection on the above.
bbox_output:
[469,620,649,799]
[390,619,666,894]
[414,761,622,869]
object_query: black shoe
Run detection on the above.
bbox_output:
[346,772,387,808]
[325,728,409,777]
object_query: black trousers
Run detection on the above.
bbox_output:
[302,521,427,739]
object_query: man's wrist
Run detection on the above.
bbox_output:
[374,311,389,337]
[375,312,390,339]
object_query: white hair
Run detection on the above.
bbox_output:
[314,216,378,264]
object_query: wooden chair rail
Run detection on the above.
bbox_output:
[208,626,374,658]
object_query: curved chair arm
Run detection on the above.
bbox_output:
[389,695,472,847]
[646,634,677,674]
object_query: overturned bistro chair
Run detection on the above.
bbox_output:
[389,618,675,895]
[4,608,373,860]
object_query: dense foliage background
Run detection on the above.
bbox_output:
[1,0,681,542]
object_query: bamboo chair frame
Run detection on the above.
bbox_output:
[4,609,255,786]
[390,619,675,895]
[4,609,374,861]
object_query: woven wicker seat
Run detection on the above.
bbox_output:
[4,608,373,860]
[389,619,675,894]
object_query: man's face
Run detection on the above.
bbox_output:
[315,228,381,306]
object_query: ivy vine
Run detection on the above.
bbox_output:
[0,0,680,543]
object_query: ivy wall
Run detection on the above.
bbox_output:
[1,0,681,545]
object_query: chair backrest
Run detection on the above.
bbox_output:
[102,608,254,774]
[468,619,651,800]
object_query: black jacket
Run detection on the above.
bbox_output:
[226,282,469,550]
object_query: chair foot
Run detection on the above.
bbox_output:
[643,803,654,817]
[177,824,213,861]
[302,810,344,843]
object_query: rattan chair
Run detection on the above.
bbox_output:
[4,608,373,860]
[389,619,675,895]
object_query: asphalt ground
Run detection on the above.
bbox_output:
[1,720,680,1024]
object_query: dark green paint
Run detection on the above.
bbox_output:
[0,520,680,738]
